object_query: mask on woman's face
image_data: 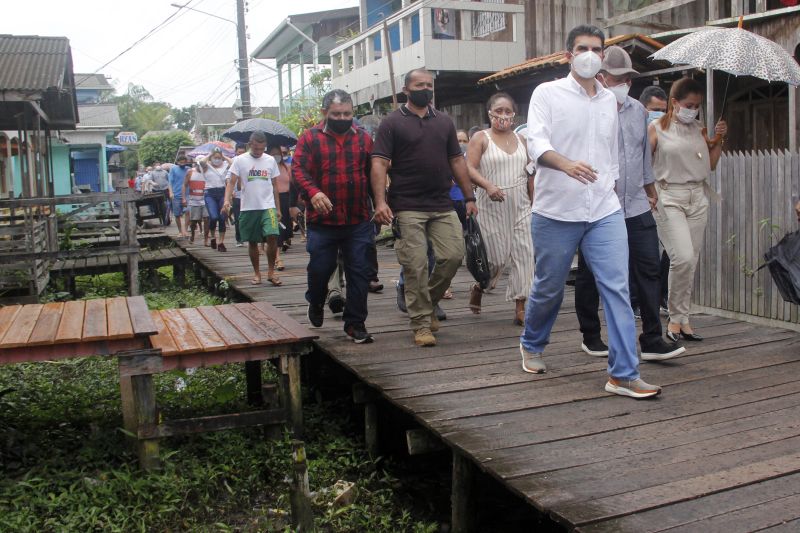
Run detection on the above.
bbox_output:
[490,114,513,131]
[211,158,223,166]
[675,105,699,124]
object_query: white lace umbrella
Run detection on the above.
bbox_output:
[651,26,800,86]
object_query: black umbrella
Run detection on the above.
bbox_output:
[222,118,298,147]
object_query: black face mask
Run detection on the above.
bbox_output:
[327,118,352,134]
[407,88,433,108]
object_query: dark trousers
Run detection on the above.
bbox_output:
[232,197,242,243]
[368,222,380,282]
[306,221,374,328]
[660,250,670,306]
[575,211,663,347]
[278,191,292,246]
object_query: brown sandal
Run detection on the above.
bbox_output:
[469,283,483,314]
[514,300,525,326]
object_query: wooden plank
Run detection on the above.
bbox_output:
[55,300,86,343]
[178,307,226,352]
[27,302,65,345]
[126,296,156,336]
[148,310,179,356]
[249,301,318,342]
[220,305,273,344]
[579,472,800,533]
[82,298,108,342]
[196,305,250,348]
[0,304,43,348]
[603,0,694,27]
[159,308,203,353]
[138,408,286,439]
[0,305,22,341]
[106,296,134,339]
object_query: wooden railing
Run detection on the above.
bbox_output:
[693,150,799,324]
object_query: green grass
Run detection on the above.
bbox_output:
[1,269,439,532]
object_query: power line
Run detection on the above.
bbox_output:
[75,0,201,87]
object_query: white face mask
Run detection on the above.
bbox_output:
[572,51,602,79]
[211,158,223,167]
[676,106,699,124]
[606,83,630,104]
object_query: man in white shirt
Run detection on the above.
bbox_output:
[222,131,283,286]
[521,25,661,399]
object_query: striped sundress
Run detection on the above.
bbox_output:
[475,131,534,301]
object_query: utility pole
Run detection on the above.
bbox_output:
[382,16,398,109]
[236,0,252,119]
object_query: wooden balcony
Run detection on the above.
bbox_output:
[330,0,526,105]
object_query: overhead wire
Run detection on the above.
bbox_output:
[74,0,202,87]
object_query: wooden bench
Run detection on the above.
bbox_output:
[0,298,317,470]
[0,296,156,363]
[116,301,316,469]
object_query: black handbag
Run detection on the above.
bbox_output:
[464,216,491,290]
[760,230,800,305]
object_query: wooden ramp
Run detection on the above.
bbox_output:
[173,234,800,532]
[51,247,188,277]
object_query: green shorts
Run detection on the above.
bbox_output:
[239,208,279,243]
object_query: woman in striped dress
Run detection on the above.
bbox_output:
[466,93,534,325]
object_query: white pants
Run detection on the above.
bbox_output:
[653,182,709,325]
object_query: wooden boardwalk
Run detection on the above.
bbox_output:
[173,234,800,532]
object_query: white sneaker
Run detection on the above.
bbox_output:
[605,377,661,399]
[520,344,546,374]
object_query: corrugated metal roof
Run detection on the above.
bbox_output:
[478,34,664,85]
[74,73,113,90]
[77,104,122,129]
[0,35,71,92]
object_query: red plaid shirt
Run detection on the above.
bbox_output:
[292,121,373,226]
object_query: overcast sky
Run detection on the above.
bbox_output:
[3,0,359,109]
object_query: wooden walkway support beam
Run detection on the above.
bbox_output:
[452,450,478,533]
[290,440,314,531]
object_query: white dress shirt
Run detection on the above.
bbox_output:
[526,74,621,222]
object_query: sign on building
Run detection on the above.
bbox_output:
[117,131,138,145]
[472,0,506,39]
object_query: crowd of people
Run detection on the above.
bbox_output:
[145,23,763,400]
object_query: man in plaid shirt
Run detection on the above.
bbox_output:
[292,89,376,344]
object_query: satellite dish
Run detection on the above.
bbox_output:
[251,107,263,116]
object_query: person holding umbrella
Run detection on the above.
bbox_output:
[222,131,283,286]
[648,77,727,342]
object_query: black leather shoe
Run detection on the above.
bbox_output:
[680,330,703,341]
[434,304,447,321]
[666,330,681,343]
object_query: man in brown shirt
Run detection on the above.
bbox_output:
[372,68,477,347]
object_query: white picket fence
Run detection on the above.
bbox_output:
[693,150,800,324]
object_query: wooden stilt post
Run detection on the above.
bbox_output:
[245,360,263,405]
[289,440,314,531]
[353,383,380,456]
[287,354,304,437]
[452,451,478,533]
[131,372,160,470]
[173,263,185,287]
[364,402,379,457]
[120,198,139,296]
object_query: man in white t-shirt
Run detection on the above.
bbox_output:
[222,131,283,286]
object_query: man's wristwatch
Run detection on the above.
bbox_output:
[465,196,477,203]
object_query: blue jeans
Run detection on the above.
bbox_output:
[398,243,435,288]
[306,221,374,328]
[520,210,639,380]
[205,187,226,234]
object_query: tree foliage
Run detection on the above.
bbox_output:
[138,131,193,167]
